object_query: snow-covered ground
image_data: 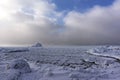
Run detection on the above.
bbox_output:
[0,46,120,80]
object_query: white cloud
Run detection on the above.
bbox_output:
[0,0,62,46]
[62,0,120,45]
[0,0,120,46]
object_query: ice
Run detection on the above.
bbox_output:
[32,43,42,47]
[7,59,31,74]
[2,59,31,80]
[0,47,29,53]
[0,46,120,80]
[5,69,21,80]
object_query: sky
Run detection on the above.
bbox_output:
[0,0,120,46]
[52,0,114,12]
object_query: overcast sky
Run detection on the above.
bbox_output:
[0,0,120,46]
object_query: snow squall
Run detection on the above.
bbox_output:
[0,46,120,80]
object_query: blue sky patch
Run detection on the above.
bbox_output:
[52,0,115,12]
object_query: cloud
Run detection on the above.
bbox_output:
[0,0,62,46]
[0,0,120,46]
[62,0,120,45]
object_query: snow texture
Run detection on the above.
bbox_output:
[7,59,31,73]
[32,43,42,47]
[0,46,120,80]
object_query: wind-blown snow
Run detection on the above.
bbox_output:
[0,46,120,80]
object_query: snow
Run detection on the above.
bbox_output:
[32,43,42,47]
[7,59,31,73]
[6,69,21,80]
[0,46,120,80]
